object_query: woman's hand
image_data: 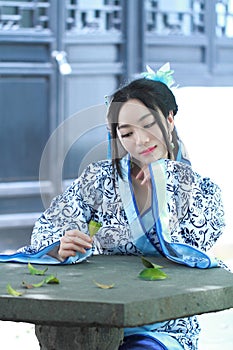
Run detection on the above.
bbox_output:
[135,165,151,187]
[58,230,93,261]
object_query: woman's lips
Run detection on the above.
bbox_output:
[140,145,157,155]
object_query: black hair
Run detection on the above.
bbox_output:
[107,78,179,178]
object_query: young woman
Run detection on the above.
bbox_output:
[0,65,225,349]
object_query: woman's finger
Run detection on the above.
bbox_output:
[58,230,93,259]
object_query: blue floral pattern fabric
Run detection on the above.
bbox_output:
[165,160,224,252]
[19,159,225,350]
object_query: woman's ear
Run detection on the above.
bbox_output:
[167,111,175,132]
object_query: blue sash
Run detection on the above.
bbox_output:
[149,160,220,268]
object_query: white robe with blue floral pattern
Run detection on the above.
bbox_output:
[21,159,225,350]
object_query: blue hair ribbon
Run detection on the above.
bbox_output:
[141,62,177,89]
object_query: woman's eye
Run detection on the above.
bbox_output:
[144,121,157,129]
[121,132,133,138]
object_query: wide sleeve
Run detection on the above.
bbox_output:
[166,160,225,252]
[27,161,109,253]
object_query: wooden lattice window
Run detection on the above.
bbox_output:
[216,0,233,37]
[0,0,50,31]
[65,0,123,33]
[145,0,205,36]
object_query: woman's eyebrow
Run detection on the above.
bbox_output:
[118,113,152,130]
[138,113,152,122]
[117,124,131,130]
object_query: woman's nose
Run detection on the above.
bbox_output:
[135,129,150,145]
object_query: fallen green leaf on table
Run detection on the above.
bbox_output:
[138,268,168,281]
[28,262,48,275]
[88,220,102,238]
[138,257,168,281]
[141,256,164,269]
[93,280,115,289]
[44,274,60,284]
[22,280,45,289]
[22,275,59,289]
[6,265,59,296]
[6,283,24,296]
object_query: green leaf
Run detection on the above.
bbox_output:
[28,262,48,275]
[141,256,163,269]
[22,280,45,289]
[88,220,102,238]
[43,274,60,284]
[6,284,23,296]
[138,268,168,281]
[22,275,59,288]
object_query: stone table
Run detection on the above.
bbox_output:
[0,255,233,349]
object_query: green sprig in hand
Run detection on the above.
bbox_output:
[88,220,102,238]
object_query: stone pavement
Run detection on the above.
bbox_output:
[199,308,233,350]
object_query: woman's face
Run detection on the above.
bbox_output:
[117,99,174,166]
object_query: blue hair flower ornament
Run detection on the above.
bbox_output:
[141,62,177,89]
